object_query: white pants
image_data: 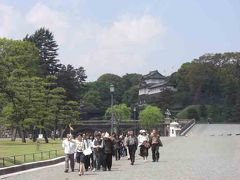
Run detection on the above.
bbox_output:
[127,147,130,158]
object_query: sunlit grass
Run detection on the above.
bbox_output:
[0,139,64,167]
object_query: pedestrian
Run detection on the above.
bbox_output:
[113,134,121,160]
[126,130,138,165]
[149,129,163,162]
[75,133,86,176]
[124,132,130,160]
[83,133,92,171]
[62,134,76,173]
[89,135,94,170]
[119,135,125,157]
[92,132,103,171]
[102,132,114,171]
[138,130,150,161]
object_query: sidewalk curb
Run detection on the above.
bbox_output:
[0,156,64,176]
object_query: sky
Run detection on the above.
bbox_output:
[0,0,240,81]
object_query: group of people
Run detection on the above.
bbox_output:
[62,129,163,176]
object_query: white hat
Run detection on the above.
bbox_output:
[104,132,110,138]
[142,130,146,133]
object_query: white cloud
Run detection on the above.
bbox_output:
[100,15,163,47]
[26,2,69,45]
[0,4,25,38]
[0,4,13,37]
[73,15,166,80]
[0,2,167,81]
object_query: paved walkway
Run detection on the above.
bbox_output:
[1,124,240,180]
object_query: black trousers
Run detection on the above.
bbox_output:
[84,155,90,171]
[115,148,121,160]
[102,153,112,170]
[128,145,136,163]
[151,144,160,161]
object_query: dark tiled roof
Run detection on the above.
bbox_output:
[142,70,165,80]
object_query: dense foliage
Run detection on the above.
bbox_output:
[139,105,164,129]
[172,53,240,122]
[0,31,83,142]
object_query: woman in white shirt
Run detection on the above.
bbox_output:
[138,130,150,161]
[75,134,86,176]
[83,133,92,171]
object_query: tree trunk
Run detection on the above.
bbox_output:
[21,129,26,143]
[60,125,68,140]
[53,118,58,140]
[32,127,37,142]
[18,127,22,139]
[42,129,49,143]
[19,127,26,143]
[11,128,17,141]
[53,128,56,140]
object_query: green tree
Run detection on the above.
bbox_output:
[105,104,131,122]
[0,38,39,142]
[56,64,87,100]
[122,85,139,106]
[82,81,110,119]
[24,27,61,76]
[81,90,102,119]
[187,108,200,121]
[58,100,80,140]
[122,73,142,89]
[97,73,125,104]
[231,93,240,122]
[171,63,192,107]
[199,104,208,119]
[139,105,163,129]
[207,105,220,122]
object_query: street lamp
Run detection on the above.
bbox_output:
[133,106,137,134]
[133,106,136,120]
[110,84,115,134]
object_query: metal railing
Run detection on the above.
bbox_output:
[180,119,196,136]
[0,149,64,168]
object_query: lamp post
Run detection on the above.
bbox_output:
[133,106,137,133]
[133,106,136,120]
[110,84,115,135]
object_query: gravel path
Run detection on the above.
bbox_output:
[1,124,240,180]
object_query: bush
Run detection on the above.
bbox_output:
[187,108,200,121]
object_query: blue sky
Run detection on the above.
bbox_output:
[0,0,240,81]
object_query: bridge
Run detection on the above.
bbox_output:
[1,124,240,180]
[71,119,191,136]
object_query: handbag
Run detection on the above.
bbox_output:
[159,139,163,147]
[83,148,92,155]
[143,141,150,148]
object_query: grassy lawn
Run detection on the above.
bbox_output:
[0,139,64,167]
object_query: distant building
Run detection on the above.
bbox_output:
[138,70,177,104]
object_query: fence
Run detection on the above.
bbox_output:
[0,149,64,168]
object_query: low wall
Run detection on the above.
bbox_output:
[0,156,64,176]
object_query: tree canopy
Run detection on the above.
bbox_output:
[139,105,163,129]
